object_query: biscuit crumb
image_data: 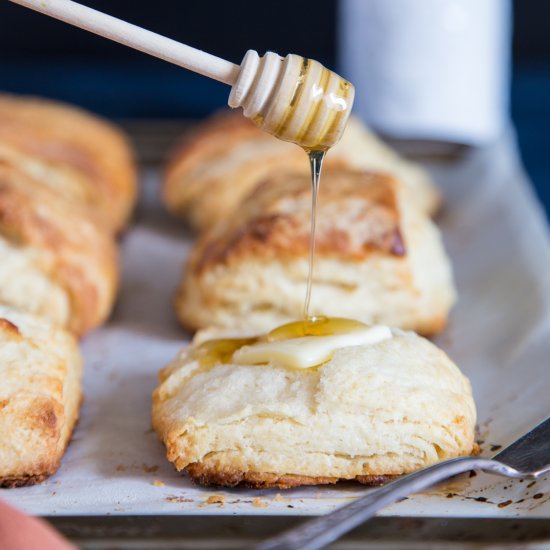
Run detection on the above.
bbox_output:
[143,464,159,473]
[166,495,193,503]
[205,495,225,506]
[152,479,165,487]
[497,500,512,508]
[273,493,285,502]
[252,497,268,508]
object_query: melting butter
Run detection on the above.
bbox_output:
[232,325,392,369]
[191,318,392,370]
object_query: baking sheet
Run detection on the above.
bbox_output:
[2,130,549,518]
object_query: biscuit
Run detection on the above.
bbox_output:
[0,94,136,233]
[153,328,476,489]
[176,169,455,335]
[0,165,118,335]
[163,111,440,232]
[0,306,83,487]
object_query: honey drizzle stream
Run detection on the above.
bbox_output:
[303,149,326,319]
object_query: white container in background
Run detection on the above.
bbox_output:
[338,0,511,144]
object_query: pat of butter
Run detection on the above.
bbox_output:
[232,325,392,369]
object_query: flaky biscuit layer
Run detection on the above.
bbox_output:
[0,306,82,487]
[153,329,476,488]
[176,169,455,335]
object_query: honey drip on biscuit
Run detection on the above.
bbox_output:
[303,149,326,319]
[268,317,368,340]
[191,336,259,368]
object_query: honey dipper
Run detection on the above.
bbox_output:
[9,0,355,150]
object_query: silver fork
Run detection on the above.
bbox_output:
[257,416,550,550]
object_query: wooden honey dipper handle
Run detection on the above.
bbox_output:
[8,0,241,86]
[9,0,355,149]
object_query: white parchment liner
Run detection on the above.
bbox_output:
[3,130,549,517]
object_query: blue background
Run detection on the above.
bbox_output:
[1,0,548,217]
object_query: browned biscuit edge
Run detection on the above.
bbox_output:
[185,463,396,490]
[0,398,81,489]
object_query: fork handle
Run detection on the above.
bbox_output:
[256,457,512,550]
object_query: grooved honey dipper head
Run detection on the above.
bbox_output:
[228,50,355,150]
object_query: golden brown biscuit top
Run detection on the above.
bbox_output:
[165,112,304,193]
[166,110,348,177]
[167,111,273,163]
[0,165,118,335]
[0,94,136,231]
[0,165,103,249]
[0,318,21,340]
[194,168,405,272]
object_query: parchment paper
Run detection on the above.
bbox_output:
[3,130,549,517]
